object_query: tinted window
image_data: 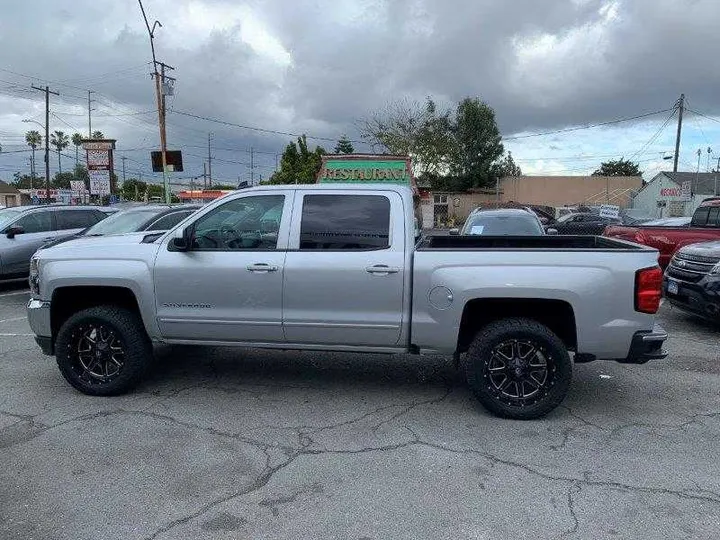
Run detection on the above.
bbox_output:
[145,210,194,231]
[14,211,53,234]
[692,206,710,226]
[56,210,102,230]
[462,213,544,235]
[300,195,390,250]
[707,207,720,227]
[193,195,284,250]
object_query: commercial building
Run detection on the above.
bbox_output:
[630,172,720,218]
[499,175,643,208]
[0,181,22,207]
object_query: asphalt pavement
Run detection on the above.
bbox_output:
[0,282,719,540]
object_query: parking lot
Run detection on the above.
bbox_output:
[0,282,719,540]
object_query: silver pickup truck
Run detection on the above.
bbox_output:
[27,184,667,419]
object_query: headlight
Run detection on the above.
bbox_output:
[29,256,40,296]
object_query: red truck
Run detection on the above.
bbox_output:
[603,197,720,269]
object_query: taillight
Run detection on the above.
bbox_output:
[635,267,662,314]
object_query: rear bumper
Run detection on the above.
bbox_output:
[27,299,53,356]
[615,324,668,364]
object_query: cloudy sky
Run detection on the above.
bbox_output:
[1,0,720,188]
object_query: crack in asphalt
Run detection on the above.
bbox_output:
[258,482,324,517]
[559,483,581,539]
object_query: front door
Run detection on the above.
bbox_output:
[0,209,57,277]
[154,192,290,343]
[282,191,406,347]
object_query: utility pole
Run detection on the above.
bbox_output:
[138,0,172,204]
[121,156,127,185]
[695,148,702,193]
[31,85,59,204]
[250,147,255,185]
[673,93,684,173]
[87,90,95,137]
[207,132,213,187]
[715,156,720,196]
[203,162,207,190]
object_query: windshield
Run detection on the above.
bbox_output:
[0,208,24,230]
[84,208,161,236]
[462,213,543,235]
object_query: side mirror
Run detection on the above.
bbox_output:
[5,226,24,239]
[169,226,194,252]
[546,228,558,235]
[449,228,460,236]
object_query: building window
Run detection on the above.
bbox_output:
[433,195,448,205]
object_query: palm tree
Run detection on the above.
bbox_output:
[71,132,83,166]
[50,130,69,174]
[91,130,104,139]
[25,130,42,188]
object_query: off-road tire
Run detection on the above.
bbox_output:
[55,306,152,396]
[465,318,572,420]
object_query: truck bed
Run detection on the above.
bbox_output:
[418,234,650,251]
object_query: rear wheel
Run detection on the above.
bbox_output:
[465,318,572,420]
[55,306,152,396]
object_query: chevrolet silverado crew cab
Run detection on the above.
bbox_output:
[27,184,667,419]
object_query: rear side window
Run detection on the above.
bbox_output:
[56,210,102,230]
[145,210,193,231]
[15,211,53,233]
[300,195,390,250]
[692,206,710,226]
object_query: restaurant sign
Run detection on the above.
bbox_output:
[318,160,411,184]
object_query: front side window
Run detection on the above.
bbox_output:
[707,207,720,227]
[145,210,194,231]
[14,211,53,234]
[192,195,284,250]
[300,195,390,250]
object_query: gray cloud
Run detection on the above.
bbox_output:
[1,0,719,183]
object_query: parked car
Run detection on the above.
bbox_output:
[27,184,667,420]
[619,209,655,226]
[548,212,622,235]
[0,205,107,280]
[638,217,692,227]
[603,197,720,269]
[40,204,201,249]
[452,208,548,236]
[663,240,720,322]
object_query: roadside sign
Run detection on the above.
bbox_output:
[70,181,85,192]
[599,204,620,219]
[89,170,111,196]
[681,180,692,201]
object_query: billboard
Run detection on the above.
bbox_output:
[151,150,184,172]
[317,156,412,185]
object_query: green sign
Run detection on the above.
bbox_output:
[318,160,410,184]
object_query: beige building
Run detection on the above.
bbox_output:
[0,181,22,207]
[499,175,643,208]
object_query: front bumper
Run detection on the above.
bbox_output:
[616,324,668,364]
[663,275,720,322]
[27,298,53,356]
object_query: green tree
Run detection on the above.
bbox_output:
[592,158,642,176]
[25,130,42,186]
[71,132,84,165]
[12,172,35,189]
[209,184,237,190]
[450,97,504,189]
[121,178,147,201]
[269,135,326,184]
[91,130,104,139]
[334,135,355,154]
[52,172,74,189]
[49,130,69,174]
[492,151,522,179]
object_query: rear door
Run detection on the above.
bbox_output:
[0,209,56,276]
[282,191,406,347]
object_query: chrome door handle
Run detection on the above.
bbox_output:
[246,263,278,273]
[365,264,400,275]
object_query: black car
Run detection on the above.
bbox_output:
[663,240,720,322]
[548,212,622,235]
[40,204,200,249]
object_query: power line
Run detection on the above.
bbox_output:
[626,109,677,162]
[503,108,674,141]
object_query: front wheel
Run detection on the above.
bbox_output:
[465,318,572,420]
[55,306,152,396]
